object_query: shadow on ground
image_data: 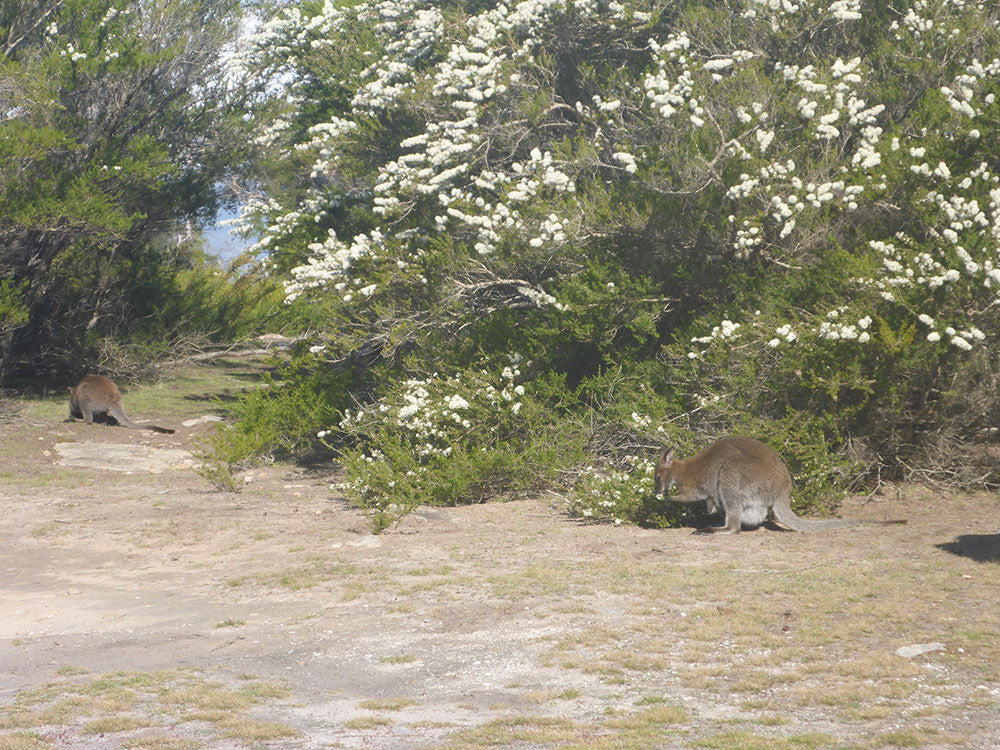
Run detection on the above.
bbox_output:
[937,533,1000,563]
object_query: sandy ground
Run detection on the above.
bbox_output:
[1,372,999,749]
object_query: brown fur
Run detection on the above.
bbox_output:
[654,437,904,533]
[69,375,174,434]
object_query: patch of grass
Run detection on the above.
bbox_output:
[240,682,291,700]
[0,732,53,750]
[225,561,364,591]
[82,715,152,734]
[604,705,690,729]
[219,717,298,741]
[730,669,802,693]
[379,654,417,665]
[874,729,943,747]
[0,710,40,730]
[121,737,198,750]
[36,693,138,723]
[30,523,70,538]
[443,716,581,747]
[635,694,670,705]
[518,688,581,704]
[835,654,922,680]
[343,716,392,729]
[0,670,294,747]
[691,731,837,749]
[788,678,918,710]
[489,565,574,599]
[358,698,415,711]
[162,683,254,712]
[214,618,246,628]
[755,713,792,726]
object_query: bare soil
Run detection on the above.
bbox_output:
[1,362,999,749]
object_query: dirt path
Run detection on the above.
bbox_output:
[2,364,999,749]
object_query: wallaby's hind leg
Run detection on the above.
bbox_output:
[699,509,741,534]
[698,492,742,534]
[697,460,749,534]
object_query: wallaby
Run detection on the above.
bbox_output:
[654,437,904,533]
[69,375,175,434]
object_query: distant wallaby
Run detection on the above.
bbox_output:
[69,375,174,434]
[654,437,904,533]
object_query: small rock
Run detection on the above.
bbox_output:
[895,642,945,659]
[347,535,382,549]
[181,415,223,427]
[410,507,453,523]
[54,442,199,473]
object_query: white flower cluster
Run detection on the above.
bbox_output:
[767,323,797,348]
[692,307,877,357]
[571,454,656,525]
[653,48,887,255]
[816,311,872,342]
[612,151,638,174]
[335,360,529,469]
[285,230,386,302]
[235,0,608,307]
[745,0,867,22]
[864,218,999,349]
[644,32,715,127]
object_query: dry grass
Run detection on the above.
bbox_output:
[0,671,292,747]
[358,698,416,711]
[0,734,53,750]
[343,716,392,729]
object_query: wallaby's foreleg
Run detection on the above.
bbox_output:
[82,406,94,425]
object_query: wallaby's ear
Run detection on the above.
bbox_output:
[658,446,674,466]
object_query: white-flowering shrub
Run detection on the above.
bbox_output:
[570,455,655,525]
[221,0,1000,520]
[329,361,587,528]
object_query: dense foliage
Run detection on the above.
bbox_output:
[0,0,258,381]
[221,0,1000,524]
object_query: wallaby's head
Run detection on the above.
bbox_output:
[654,446,677,497]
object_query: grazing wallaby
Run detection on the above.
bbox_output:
[654,437,904,533]
[69,375,174,434]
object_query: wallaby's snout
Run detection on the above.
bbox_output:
[654,446,675,497]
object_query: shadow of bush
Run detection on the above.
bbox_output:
[936,534,1000,563]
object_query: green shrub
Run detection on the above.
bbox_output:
[211,0,1000,523]
[200,354,362,490]
[335,364,587,530]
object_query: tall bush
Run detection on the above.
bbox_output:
[0,0,252,380]
[224,0,1000,523]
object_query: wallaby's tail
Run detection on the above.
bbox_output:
[773,498,905,532]
[110,403,175,434]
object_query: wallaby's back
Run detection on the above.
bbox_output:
[70,375,174,434]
